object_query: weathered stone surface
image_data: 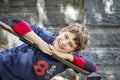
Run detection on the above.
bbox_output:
[98,65,120,80]
[89,29,120,47]
[45,0,78,7]
[45,0,79,13]
[81,48,120,65]
[9,0,37,7]
[43,12,66,27]
[84,0,120,79]
[43,11,80,27]
[85,0,120,12]
[0,13,39,25]
[0,0,5,7]
[47,28,60,35]
[112,0,120,10]
[85,0,104,12]
[84,0,120,27]
[84,12,120,27]
[0,0,8,11]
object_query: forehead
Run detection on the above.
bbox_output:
[66,31,76,39]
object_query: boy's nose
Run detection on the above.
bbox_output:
[63,40,69,46]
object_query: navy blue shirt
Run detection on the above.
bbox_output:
[0,25,68,80]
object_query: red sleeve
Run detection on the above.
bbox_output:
[73,55,98,72]
[73,55,86,69]
[12,20,32,36]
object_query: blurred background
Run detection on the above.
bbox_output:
[0,0,120,80]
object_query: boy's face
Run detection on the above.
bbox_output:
[53,28,77,53]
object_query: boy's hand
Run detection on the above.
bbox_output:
[49,44,74,62]
[38,43,52,55]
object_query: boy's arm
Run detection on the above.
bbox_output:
[49,45,97,73]
[73,55,98,73]
[58,53,97,73]
[25,31,52,55]
[10,18,52,55]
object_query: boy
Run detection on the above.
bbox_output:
[0,19,97,80]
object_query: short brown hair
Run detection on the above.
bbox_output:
[64,23,90,51]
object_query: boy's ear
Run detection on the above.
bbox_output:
[59,28,65,34]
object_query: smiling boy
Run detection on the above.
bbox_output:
[0,19,97,80]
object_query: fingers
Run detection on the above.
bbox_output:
[48,44,57,54]
[41,44,53,55]
[49,44,54,50]
[45,44,53,55]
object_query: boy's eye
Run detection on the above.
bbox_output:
[69,43,73,48]
[65,35,68,39]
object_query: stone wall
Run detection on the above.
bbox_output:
[0,0,120,80]
[83,0,120,80]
